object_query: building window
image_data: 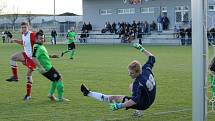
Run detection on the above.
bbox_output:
[118,8,135,14]
[162,7,167,16]
[99,9,113,15]
[209,5,215,11]
[140,7,154,13]
[175,6,189,23]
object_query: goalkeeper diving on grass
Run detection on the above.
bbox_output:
[80,43,156,116]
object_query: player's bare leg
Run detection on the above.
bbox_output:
[81,84,125,103]
[6,52,25,82]
[81,84,143,117]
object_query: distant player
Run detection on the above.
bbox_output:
[32,31,69,101]
[61,27,76,59]
[81,43,156,117]
[6,22,36,101]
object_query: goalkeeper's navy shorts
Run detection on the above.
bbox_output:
[122,87,155,110]
[42,67,61,81]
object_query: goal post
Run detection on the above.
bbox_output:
[192,0,208,121]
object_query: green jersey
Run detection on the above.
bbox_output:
[67,31,76,44]
[33,43,52,71]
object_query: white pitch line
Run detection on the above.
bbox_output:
[104,108,192,121]
[148,108,191,116]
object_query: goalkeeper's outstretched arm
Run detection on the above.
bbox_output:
[133,43,153,57]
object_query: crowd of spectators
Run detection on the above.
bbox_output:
[101,16,169,43]
[79,22,92,43]
[1,31,12,43]
[101,20,159,43]
[177,26,215,46]
[178,27,192,46]
[51,29,57,44]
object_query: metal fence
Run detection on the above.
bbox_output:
[0,31,196,45]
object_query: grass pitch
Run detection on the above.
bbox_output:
[0,43,214,121]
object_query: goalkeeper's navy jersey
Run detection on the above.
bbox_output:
[131,56,156,107]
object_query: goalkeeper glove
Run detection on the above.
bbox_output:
[133,43,145,52]
[110,103,123,111]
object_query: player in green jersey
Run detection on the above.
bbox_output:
[61,27,76,59]
[32,31,69,101]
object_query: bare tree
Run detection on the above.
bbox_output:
[25,11,35,26]
[9,14,18,30]
[7,6,19,30]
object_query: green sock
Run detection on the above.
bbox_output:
[70,50,75,58]
[57,80,64,99]
[49,81,57,96]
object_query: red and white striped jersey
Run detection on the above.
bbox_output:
[22,31,36,59]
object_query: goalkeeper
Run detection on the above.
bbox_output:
[80,43,156,116]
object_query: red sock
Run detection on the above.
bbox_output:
[26,82,32,96]
[11,66,18,79]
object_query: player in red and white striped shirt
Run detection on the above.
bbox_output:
[6,22,36,101]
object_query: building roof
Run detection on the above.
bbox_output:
[0,12,79,17]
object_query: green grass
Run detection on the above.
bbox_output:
[0,43,214,121]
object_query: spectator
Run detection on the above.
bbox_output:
[101,22,112,33]
[128,22,132,28]
[107,22,112,32]
[121,30,129,43]
[128,29,135,43]
[1,32,6,43]
[80,29,88,43]
[208,30,212,45]
[143,21,150,34]
[162,15,169,30]
[51,29,57,44]
[173,25,180,38]
[111,22,116,33]
[3,31,13,43]
[137,26,143,45]
[119,26,126,39]
[210,27,215,43]
[179,27,186,46]
[140,21,144,28]
[150,21,157,31]
[82,22,87,32]
[185,27,192,45]
[86,22,92,31]
[137,21,141,27]
[157,15,163,32]
[120,21,125,28]
[132,20,137,30]
[125,26,130,34]
[101,23,107,33]
[115,22,121,34]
